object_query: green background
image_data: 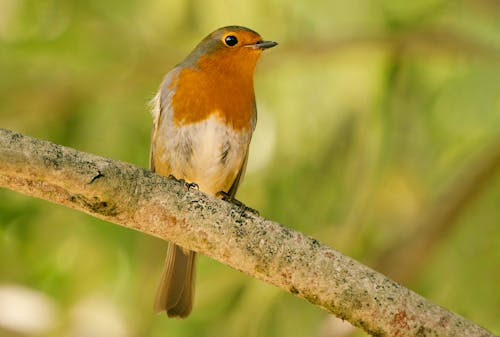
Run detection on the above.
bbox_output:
[0,0,499,336]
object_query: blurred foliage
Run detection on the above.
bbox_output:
[0,0,499,336]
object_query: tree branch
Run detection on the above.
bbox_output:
[0,128,494,337]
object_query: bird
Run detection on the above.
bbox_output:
[149,26,277,318]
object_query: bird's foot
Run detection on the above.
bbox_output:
[168,175,199,190]
[216,191,259,216]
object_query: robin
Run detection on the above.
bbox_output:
[149,26,277,318]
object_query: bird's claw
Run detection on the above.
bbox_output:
[168,175,199,190]
[185,182,199,190]
[216,191,259,215]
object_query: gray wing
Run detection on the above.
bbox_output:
[149,123,157,172]
[226,151,249,198]
[149,68,180,172]
[227,105,257,197]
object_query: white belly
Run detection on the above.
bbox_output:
[156,115,251,195]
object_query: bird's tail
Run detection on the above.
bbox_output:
[154,243,196,318]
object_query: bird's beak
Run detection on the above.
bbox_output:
[248,40,278,50]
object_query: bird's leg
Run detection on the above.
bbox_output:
[168,174,199,190]
[217,191,243,206]
[216,191,259,216]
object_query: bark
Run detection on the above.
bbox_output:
[0,128,494,337]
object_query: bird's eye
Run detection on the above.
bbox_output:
[224,35,238,47]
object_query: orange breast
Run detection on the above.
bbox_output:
[170,50,258,131]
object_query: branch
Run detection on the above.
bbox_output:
[0,128,494,337]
